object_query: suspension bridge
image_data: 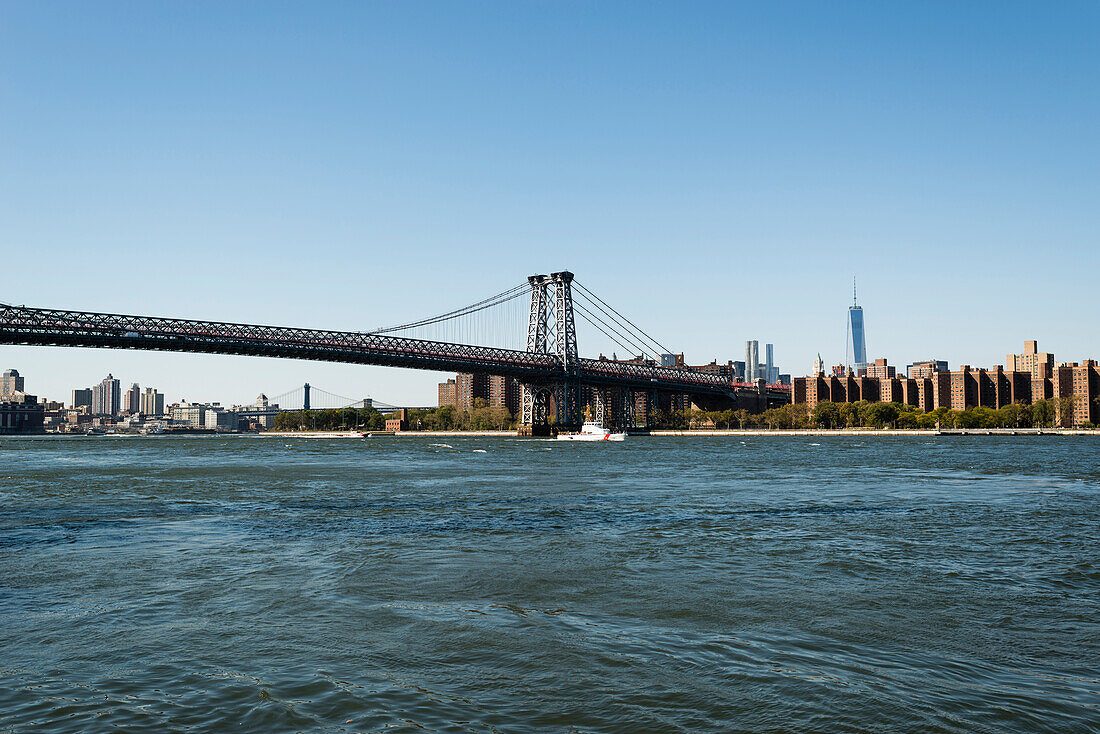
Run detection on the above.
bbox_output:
[0,271,790,433]
[235,383,433,417]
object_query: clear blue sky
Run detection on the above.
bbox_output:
[2,1,1097,405]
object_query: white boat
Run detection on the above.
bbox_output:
[556,421,627,441]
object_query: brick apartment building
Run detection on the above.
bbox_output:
[439,373,522,416]
[438,379,456,408]
[866,358,895,379]
[791,342,1100,426]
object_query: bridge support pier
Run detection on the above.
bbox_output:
[591,386,635,430]
[520,384,554,436]
[617,387,635,430]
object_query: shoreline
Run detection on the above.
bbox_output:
[262,428,1100,437]
[21,428,1100,439]
[648,428,1099,437]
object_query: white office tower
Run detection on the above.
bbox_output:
[813,353,825,375]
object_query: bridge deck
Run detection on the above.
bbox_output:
[0,302,789,400]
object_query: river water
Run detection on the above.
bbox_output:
[1,435,1098,732]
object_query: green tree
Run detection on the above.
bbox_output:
[970,406,997,428]
[863,402,899,428]
[915,411,938,429]
[812,401,840,429]
[997,403,1021,428]
[760,408,781,429]
[733,409,750,429]
[1058,396,1076,427]
[489,406,512,430]
[895,410,919,429]
[1032,399,1055,428]
[838,402,861,428]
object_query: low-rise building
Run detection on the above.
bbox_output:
[0,392,45,434]
[229,394,280,429]
[205,407,239,431]
[385,409,408,432]
[171,401,206,428]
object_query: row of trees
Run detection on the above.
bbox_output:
[648,398,1094,430]
[649,405,807,430]
[273,407,388,432]
[405,402,515,431]
[806,399,1089,429]
[270,398,1093,432]
[271,400,516,432]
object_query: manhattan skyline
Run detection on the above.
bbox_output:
[2,2,1098,405]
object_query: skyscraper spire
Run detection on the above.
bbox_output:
[847,277,867,372]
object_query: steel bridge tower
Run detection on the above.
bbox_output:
[520,271,583,435]
[520,274,553,433]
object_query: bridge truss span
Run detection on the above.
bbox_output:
[0,302,564,382]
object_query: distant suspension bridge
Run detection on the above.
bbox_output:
[234,383,433,417]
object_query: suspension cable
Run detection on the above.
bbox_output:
[571,298,651,359]
[573,286,669,358]
[571,291,661,360]
[369,283,529,334]
[573,280,673,356]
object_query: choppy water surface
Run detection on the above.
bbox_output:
[1,435,1098,732]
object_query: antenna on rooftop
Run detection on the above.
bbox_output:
[853,276,858,306]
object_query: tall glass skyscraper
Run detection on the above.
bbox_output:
[744,340,759,382]
[848,279,867,371]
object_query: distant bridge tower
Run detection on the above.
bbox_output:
[519,271,581,434]
[303,382,311,411]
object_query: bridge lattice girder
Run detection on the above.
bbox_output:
[0,302,786,400]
